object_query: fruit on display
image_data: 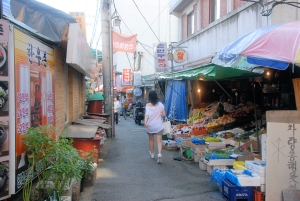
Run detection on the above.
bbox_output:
[229,111,247,118]
[204,122,220,128]
[176,124,190,129]
[187,112,206,123]
[215,115,235,125]
[221,132,235,139]
[190,126,206,132]
[203,137,222,142]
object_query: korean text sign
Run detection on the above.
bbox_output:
[122,68,132,85]
[14,28,55,192]
[154,43,168,72]
[112,31,137,53]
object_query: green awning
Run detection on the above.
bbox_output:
[159,63,261,81]
[91,49,102,63]
[87,93,104,101]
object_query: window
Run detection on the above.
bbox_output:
[210,0,220,22]
[188,11,194,36]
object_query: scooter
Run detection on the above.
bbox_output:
[133,101,145,125]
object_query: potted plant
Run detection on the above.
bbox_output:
[78,149,97,192]
[22,125,86,201]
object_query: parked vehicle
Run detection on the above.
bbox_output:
[133,101,145,125]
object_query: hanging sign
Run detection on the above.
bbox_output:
[154,43,168,72]
[122,68,132,85]
[112,31,137,53]
[173,48,188,63]
[134,88,142,97]
[133,71,142,86]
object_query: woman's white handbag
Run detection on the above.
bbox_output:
[163,120,172,135]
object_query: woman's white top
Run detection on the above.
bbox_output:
[145,102,164,133]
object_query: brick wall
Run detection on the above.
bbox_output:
[234,0,246,9]
[54,46,85,134]
[181,14,187,40]
[201,0,210,28]
[54,46,66,133]
[220,0,228,17]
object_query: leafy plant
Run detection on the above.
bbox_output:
[78,149,97,179]
[22,125,84,201]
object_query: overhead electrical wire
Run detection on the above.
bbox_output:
[132,0,160,42]
[113,0,187,105]
[90,0,101,47]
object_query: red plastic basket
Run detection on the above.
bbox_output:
[253,188,265,201]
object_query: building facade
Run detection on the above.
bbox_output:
[112,0,179,92]
[169,0,300,70]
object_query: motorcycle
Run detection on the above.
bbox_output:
[133,101,145,125]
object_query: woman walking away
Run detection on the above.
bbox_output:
[144,90,166,164]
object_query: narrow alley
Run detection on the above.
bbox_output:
[80,118,223,201]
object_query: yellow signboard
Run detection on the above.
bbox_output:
[69,12,87,39]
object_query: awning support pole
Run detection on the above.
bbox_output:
[212,77,236,104]
[252,78,261,154]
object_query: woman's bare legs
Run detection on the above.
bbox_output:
[148,134,155,156]
[156,135,162,154]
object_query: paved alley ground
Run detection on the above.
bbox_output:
[80,117,224,201]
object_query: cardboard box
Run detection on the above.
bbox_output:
[232,152,256,161]
[243,140,259,152]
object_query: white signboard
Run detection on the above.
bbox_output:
[66,23,96,75]
[153,43,168,72]
[266,111,300,201]
[173,48,188,63]
[133,71,142,86]
[134,88,142,97]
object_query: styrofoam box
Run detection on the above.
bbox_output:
[194,153,200,162]
[162,140,178,146]
[207,142,226,148]
[199,160,207,171]
[229,170,261,187]
[204,159,235,166]
[245,160,266,176]
[207,165,227,174]
[220,138,231,145]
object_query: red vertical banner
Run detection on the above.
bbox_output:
[122,68,132,86]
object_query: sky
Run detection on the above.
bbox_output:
[37,0,101,49]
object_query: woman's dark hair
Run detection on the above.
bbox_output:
[148,90,159,105]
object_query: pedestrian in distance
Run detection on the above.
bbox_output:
[144,90,166,164]
[114,97,121,124]
[122,95,129,119]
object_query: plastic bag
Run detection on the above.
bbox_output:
[233,161,246,170]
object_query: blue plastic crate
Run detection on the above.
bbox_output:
[222,179,253,201]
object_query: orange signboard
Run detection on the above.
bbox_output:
[112,31,137,53]
[14,28,55,192]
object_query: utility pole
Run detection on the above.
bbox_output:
[101,0,114,138]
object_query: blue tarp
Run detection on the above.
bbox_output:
[164,80,187,122]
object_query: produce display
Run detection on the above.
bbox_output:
[203,137,222,142]
[215,115,235,125]
[205,148,231,159]
[220,132,235,139]
[187,112,206,123]
[228,110,247,118]
[204,121,220,128]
